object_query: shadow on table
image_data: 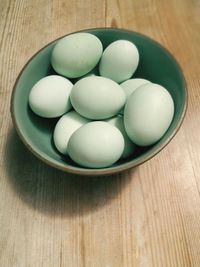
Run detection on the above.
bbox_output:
[3,128,135,218]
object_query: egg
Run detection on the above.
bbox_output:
[51,33,103,78]
[29,75,73,118]
[106,116,135,159]
[70,76,126,119]
[120,78,151,114]
[124,83,174,146]
[121,78,151,99]
[53,111,90,155]
[99,40,139,83]
[68,121,124,168]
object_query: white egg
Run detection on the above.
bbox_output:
[124,83,174,146]
[51,33,103,78]
[70,76,126,119]
[120,78,151,114]
[53,111,90,155]
[29,75,73,118]
[106,116,135,159]
[99,40,139,83]
[68,121,124,168]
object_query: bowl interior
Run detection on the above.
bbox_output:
[12,28,187,175]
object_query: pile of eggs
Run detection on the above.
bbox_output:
[29,32,174,168]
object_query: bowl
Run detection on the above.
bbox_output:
[11,28,187,176]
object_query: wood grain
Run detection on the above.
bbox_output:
[0,0,200,266]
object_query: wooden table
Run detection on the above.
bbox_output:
[1,0,200,266]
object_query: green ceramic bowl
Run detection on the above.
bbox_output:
[11,28,187,176]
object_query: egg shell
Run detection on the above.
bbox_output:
[121,78,151,99]
[29,75,73,118]
[70,76,126,119]
[120,78,151,114]
[124,83,174,146]
[51,33,103,78]
[99,40,139,83]
[106,116,135,159]
[53,111,90,155]
[68,121,125,168]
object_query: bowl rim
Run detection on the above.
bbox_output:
[10,27,188,176]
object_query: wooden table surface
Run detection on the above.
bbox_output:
[1,0,200,266]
